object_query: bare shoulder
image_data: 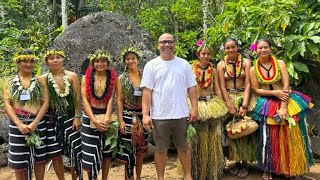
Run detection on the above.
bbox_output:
[243,58,252,67]
[40,73,48,78]
[217,60,225,69]
[36,75,46,84]
[277,59,286,66]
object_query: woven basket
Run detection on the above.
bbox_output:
[226,116,258,139]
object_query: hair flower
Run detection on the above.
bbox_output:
[250,42,257,51]
[196,39,204,47]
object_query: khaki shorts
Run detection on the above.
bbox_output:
[152,117,188,151]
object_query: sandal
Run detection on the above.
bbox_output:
[229,162,240,176]
[238,167,249,179]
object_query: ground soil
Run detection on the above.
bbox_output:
[1,154,319,180]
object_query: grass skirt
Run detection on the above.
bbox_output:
[226,92,257,162]
[190,96,229,121]
[189,120,225,180]
[178,96,228,179]
[252,90,313,176]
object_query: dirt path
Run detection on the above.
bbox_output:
[1,155,319,179]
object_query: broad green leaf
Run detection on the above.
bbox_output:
[293,62,309,73]
[299,41,306,57]
[308,36,320,43]
[306,42,319,54]
[105,137,111,146]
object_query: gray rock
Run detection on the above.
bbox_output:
[0,117,9,143]
[0,143,8,167]
[53,12,157,76]
[295,59,320,158]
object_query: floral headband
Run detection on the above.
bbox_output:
[120,47,142,62]
[43,49,65,62]
[88,51,112,62]
[14,54,39,62]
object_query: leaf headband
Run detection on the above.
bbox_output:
[13,54,39,62]
[88,51,112,62]
[43,50,65,62]
[119,47,142,62]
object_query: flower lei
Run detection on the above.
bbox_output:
[253,56,280,84]
[192,61,213,89]
[9,74,43,106]
[47,71,71,97]
[225,53,243,78]
[85,66,116,105]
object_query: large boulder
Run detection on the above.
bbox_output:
[0,116,9,144]
[295,59,320,158]
[53,12,157,75]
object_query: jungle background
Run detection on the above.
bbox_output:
[1,0,320,179]
[1,0,320,110]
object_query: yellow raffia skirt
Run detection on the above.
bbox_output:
[177,95,229,179]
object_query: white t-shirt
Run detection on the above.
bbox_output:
[140,56,196,119]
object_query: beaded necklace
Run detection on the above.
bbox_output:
[225,53,243,78]
[254,56,280,84]
[192,61,213,89]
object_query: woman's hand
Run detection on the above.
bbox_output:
[278,107,288,120]
[92,120,108,132]
[228,105,237,116]
[27,122,37,133]
[17,123,30,135]
[73,117,82,131]
[274,90,290,101]
[119,120,126,134]
[238,106,247,117]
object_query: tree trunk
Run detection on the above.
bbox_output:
[202,0,208,35]
[61,0,68,29]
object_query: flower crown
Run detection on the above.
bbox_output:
[13,54,39,62]
[120,47,142,62]
[88,51,112,62]
[43,50,65,62]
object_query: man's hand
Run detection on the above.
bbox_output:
[142,114,154,133]
[188,108,198,123]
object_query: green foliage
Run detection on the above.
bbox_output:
[206,0,320,84]
[105,121,131,157]
[26,131,44,147]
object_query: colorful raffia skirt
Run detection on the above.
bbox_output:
[226,92,257,162]
[115,106,148,180]
[45,107,82,178]
[182,95,228,180]
[8,109,46,180]
[252,90,314,176]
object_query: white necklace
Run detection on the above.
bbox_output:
[48,71,71,97]
[12,75,36,92]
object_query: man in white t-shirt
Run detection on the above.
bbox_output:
[140,33,198,180]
